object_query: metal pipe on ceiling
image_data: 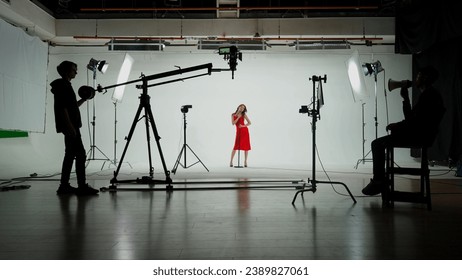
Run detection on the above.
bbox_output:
[73,36,384,42]
[80,6,378,12]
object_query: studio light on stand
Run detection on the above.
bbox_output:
[171,105,209,174]
[88,58,108,75]
[362,60,384,141]
[346,50,384,169]
[86,58,111,168]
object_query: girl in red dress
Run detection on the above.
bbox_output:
[230,104,251,167]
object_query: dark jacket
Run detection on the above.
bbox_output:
[50,78,82,133]
[391,86,445,145]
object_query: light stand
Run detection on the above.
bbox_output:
[110,101,132,169]
[354,61,384,169]
[110,53,134,169]
[95,63,213,191]
[172,105,209,174]
[355,102,372,168]
[86,59,111,169]
[292,75,356,205]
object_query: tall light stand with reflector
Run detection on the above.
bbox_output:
[346,51,384,169]
[86,58,111,168]
[346,50,370,168]
[355,60,384,169]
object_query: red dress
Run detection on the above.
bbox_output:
[233,114,251,151]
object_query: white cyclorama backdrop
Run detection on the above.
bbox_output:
[0,18,48,132]
[0,45,413,178]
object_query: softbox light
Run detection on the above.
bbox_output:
[346,50,368,102]
[112,53,134,103]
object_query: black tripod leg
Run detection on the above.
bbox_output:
[185,144,209,172]
[172,145,187,174]
[316,180,356,203]
[111,102,144,186]
[145,104,173,187]
[144,106,154,178]
[291,185,316,204]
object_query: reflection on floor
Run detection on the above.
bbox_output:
[1,165,461,260]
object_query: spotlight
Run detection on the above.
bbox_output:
[180,105,192,114]
[362,61,383,76]
[87,58,108,74]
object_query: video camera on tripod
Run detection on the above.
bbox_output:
[181,105,192,113]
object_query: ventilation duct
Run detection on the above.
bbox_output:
[108,39,165,51]
[198,40,266,51]
[295,40,350,50]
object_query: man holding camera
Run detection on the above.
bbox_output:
[51,61,99,195]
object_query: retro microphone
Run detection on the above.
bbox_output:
[388,79,412,91]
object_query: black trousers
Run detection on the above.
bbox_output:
[60,131,86,186]
[371,133,420,180]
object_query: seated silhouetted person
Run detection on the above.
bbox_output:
[362,66,445,195]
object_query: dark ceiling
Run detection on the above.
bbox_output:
[31,0,397,19]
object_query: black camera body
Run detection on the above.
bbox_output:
[181,105,192,113]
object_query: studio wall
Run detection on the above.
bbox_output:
[0,45,412,178]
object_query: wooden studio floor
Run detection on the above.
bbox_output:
[1,164,462,260]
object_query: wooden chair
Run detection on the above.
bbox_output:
[383,145,432,210]
[382,102,445,210]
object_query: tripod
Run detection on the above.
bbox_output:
[292,75,356,205]
[96,63,213,191]
[172,110,209,174]
[109,77,172,189]
[86,69,111,168]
